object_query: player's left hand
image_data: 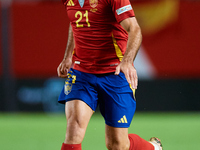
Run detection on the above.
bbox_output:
[115,62,138,89]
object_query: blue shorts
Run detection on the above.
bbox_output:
[58,68,136,128]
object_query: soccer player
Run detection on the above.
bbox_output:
[57,0,163,150]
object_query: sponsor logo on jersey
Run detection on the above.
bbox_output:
[67,0,74,6]
[89,0,98,8]
[116,4,132,15]
[64,81,72,95]
[118,115,128,123]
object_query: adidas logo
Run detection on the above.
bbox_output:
[118,115,128,123]
[67,0,74,6]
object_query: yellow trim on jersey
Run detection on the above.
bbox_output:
[112,33,123,61]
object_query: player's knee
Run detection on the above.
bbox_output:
[65,118,86,143]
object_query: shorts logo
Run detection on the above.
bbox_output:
[118,115,128,123]
[64,81,72,95]
[116,5,132,15]
[89,0,98,8]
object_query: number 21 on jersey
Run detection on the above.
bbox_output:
[75,10,90,27]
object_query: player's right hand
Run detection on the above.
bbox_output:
[115,61,138,89]
[57,58,72,78]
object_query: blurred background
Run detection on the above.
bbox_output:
[0,0,200,112]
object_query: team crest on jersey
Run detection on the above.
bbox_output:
[64,81,72,95]
[89,0,98,8]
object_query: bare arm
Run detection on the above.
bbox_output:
[115,17,142,89]
[57,24,75,78]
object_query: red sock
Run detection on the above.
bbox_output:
[61,143,82,150]
[128,134,154,150]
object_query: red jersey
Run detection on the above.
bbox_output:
[62,0,135,73]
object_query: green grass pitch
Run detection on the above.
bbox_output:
[0,112,199,150]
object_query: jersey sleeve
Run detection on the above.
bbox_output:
[110,0,135,23]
